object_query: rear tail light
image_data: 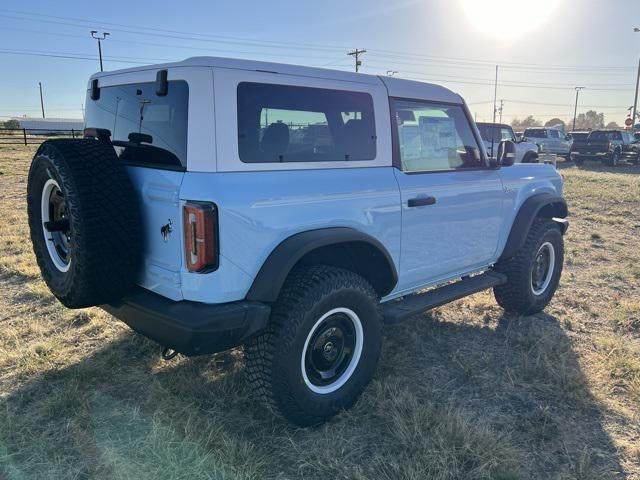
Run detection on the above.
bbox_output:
[183,202,218,272]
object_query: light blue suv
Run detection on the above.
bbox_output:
[26,57,568,426]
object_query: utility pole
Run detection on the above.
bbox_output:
[347,48,366,73]
[572,86,585,131]
[490,65,499,157]
[38,82,45,119]
[632,28,640,130]
[498,99,504,124]
[91,31,110,72]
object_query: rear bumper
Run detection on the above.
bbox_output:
[571,152,609,158]
[101,289,271,356]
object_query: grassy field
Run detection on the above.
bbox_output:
[1,144,639,479]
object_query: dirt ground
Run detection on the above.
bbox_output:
[0,144,639,479]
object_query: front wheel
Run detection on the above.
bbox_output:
[245,266,382,426]
[493,219,564,315]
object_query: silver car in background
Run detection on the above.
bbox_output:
[523,127,572,158]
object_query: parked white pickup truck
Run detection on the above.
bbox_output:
[476,122,540,163]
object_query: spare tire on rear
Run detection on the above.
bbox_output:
[27,139,142,308]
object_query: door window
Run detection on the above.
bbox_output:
[391,99,483,173]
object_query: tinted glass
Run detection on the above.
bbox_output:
[237,82,376,163]
[548,129,560,138]
[85,81,189,169]
[392,99,483,172]
[572,132,589,141]
[588,131,609,141]
[476,124,514,142]
[524,128,547,138]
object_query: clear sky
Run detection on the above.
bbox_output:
[1,0,639,126]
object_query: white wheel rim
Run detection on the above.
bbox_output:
[531,241,555,296]
[41,178,71,272]
[301,307,364,395]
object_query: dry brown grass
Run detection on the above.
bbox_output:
[0,145,639,479]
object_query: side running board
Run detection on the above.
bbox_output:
[383,271,507,324]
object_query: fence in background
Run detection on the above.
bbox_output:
[0,128,80,145]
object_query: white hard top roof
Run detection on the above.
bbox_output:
[90,56,463,104]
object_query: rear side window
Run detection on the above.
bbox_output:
[237,82,376,163]
[85,80,189,169]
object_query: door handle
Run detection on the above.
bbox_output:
[408,196,436,207]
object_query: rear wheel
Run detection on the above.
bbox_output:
[245,266,382,426]
[493,219,563,315]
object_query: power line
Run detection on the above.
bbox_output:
[0,45,634,95]
[0,9,635,73]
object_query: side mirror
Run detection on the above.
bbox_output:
[497,140,516,167]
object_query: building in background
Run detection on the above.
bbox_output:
[11,117,84,133]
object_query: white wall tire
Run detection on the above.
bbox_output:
[245,266,382,427]
[531,242,555,296]
[301,307,364,395]
[494,219,564,316]
[40,179,71,273]
[27,140,142,308]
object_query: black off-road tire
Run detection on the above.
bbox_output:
[607,150,621,167]
[245,266,382,427]
[573,156,584,166]
[27,139,142,308]
[493,219,563,316]
[522,152,538,164]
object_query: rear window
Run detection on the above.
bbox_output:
[588,131,609,141]
[571,132,589,141]
[237,82,376,163]
[524,129,546,138]
[85,80,189,169]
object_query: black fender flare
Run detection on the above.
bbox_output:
[499,194,568,261]
[246,227,398,303]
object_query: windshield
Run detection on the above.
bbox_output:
[476,124,514,142]
[571,132,589,141]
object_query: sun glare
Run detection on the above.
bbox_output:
[458,0,561,39]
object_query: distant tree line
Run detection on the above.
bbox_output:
[1,119,20,129]
[510,111,621,131]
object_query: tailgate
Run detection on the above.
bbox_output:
[126,166,185,301]
[578,141,608,154]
